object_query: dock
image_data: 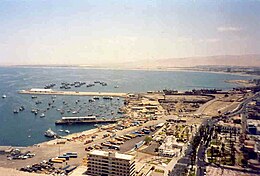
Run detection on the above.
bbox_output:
[55,119,118,125]
[18,89,128,97]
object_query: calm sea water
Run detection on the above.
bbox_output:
[0,67,253,146]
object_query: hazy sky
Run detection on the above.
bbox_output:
[0,0,260,65]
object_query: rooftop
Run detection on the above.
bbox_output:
[89,150,134,161]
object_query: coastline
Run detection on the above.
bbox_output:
[225,80,256,87]
[3,64,259,78]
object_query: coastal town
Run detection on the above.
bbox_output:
[0,78,260,176]
[1,1,260,176]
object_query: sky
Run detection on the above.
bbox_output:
[0,0,259,65]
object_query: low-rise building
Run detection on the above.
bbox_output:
[216,120,242,134]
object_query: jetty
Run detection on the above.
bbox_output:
[18,88,127,97]
[55,116,118,125]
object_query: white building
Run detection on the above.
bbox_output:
[86,150,135,176]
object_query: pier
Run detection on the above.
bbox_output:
[18,89,128,97]
[55,116,118,125]
[55,119,118,125]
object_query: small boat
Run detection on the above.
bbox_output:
[31,95,37,99]
[72,111,77,114]
[13,109,19,114]
[2,94,7,98]
[65,130,70,134]
[101,82,107,86]
[28,135,31,138]
[19,106,25,111]
[93,96,100,100]
[59,129,63,132]
[35,100,42,105]
[44,128,57,138]
[103,96,113,100]
[89,99,95,102]
[40,113,45,118]
[114,85,119,88]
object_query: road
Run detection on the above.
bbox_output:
[196,92,260,176]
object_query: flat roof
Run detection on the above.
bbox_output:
[89,150,134,161]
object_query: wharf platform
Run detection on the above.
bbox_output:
[18,89,127,97]
[55,119,118,125]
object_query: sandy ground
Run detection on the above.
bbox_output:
[196,93,247,116]
[0,167,48,176]
[225,80,256,87]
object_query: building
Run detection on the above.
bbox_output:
[158,136,182,157]
[86,150,135,176]
[216,120,242,134]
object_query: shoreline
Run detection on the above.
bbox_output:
[224,80,256,87]
[2,65,259,78]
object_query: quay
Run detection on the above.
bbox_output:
[55,119,118,125]
[18,88,128,97]
[55,116,118,125]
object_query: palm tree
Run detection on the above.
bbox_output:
[221,143,225,162]
[210,146,214,162]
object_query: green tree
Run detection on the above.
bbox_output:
[144,136,153,144]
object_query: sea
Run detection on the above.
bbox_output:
[0,66,255,146]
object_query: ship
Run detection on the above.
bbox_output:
[55,116,118,125]
[2,94,6,98]
[44,128,57,138]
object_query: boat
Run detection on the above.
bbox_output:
[101,82,107,86]
[72,111,77,114]
[2,94,7,98]
[93,96,100,100]
[35,100,42,104]
[114,85,119,88]
[65,130,70,134]
[31,95,37,99]
[40,113,45,118]
[19,106,25,111]
[59,129,63,132]
[13,109,19,114]
[89,99,95,102]
[103,96,113,100]
[86,83,95,87]
[44,128,57,138]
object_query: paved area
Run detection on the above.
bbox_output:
[206,166,259,176]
